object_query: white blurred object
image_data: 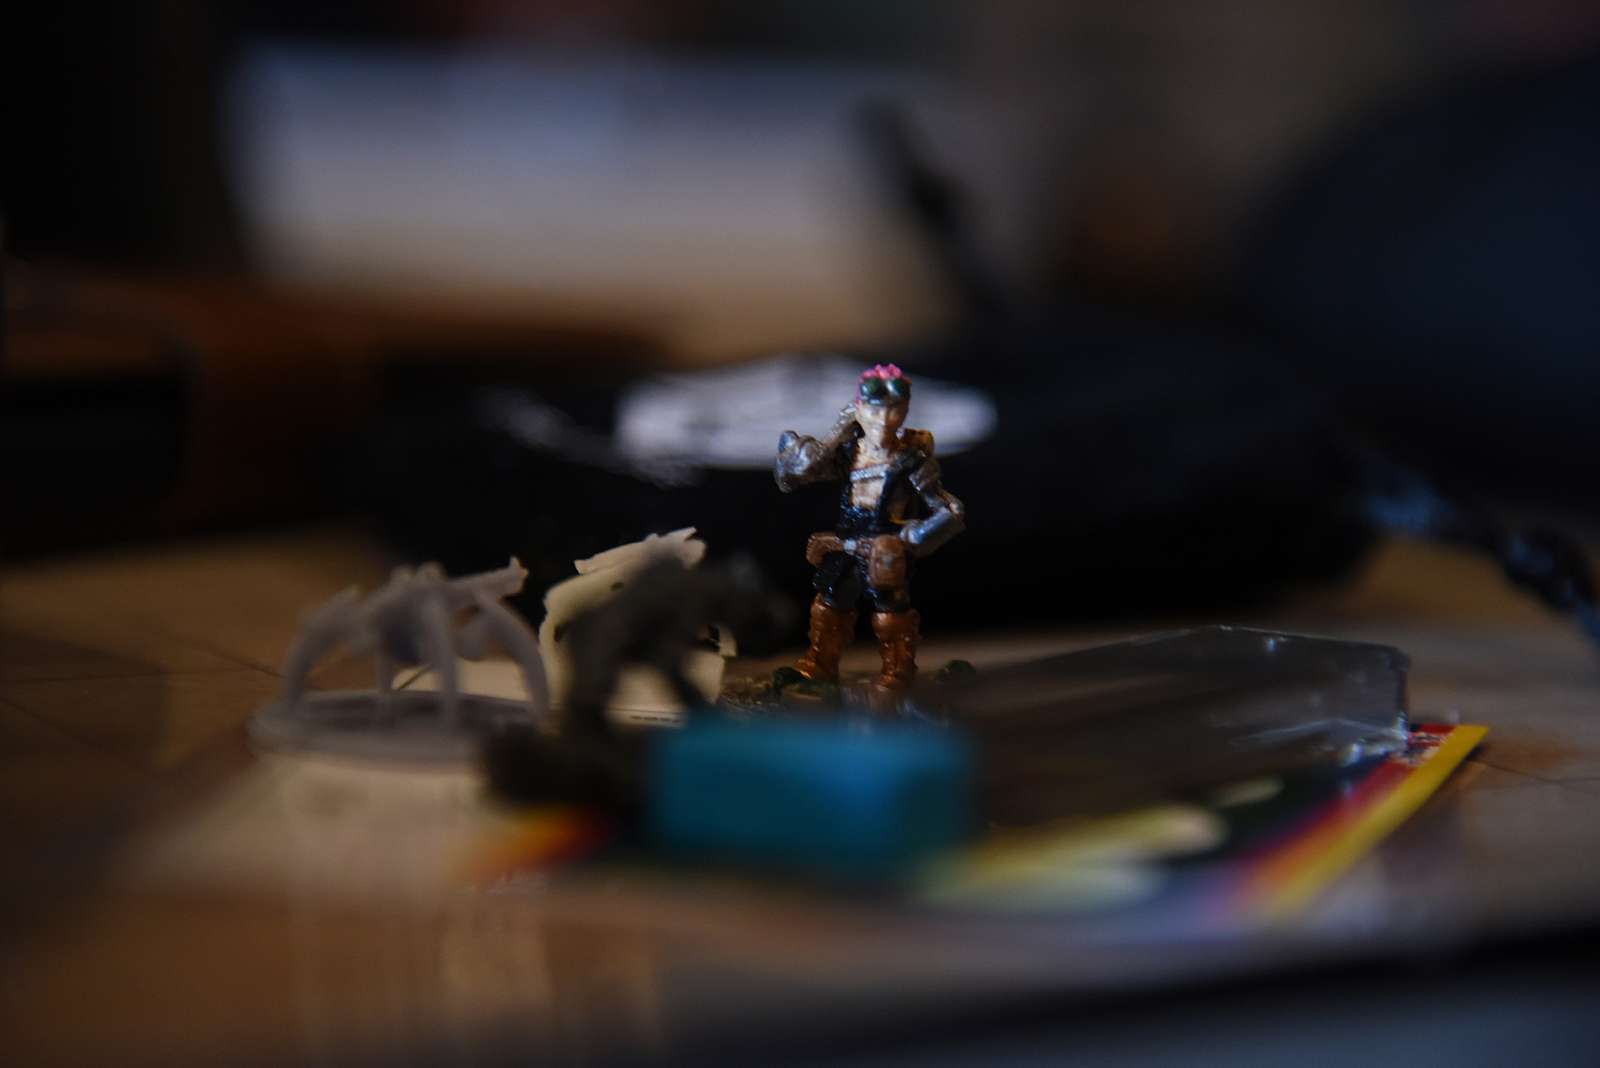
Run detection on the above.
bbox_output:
[615,352,997,468]
[571,525,704,576]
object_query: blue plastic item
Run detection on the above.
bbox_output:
[646,718,974,880]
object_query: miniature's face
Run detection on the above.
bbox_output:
[855,369,911,437]
[855,396,908,435]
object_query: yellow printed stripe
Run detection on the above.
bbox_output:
[1258,725,1486,921]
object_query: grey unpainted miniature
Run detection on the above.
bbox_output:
[280,558,547,722]
[251,559,549,763]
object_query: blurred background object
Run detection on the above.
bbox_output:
[7,0,1600,628]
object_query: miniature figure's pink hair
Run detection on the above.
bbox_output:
[859,363,906,381]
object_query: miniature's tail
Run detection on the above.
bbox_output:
[444,557,528,606]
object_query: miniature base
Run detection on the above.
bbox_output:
[717,659,976,720]
[249,690,545,765]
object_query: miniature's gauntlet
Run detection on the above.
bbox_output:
[900,499,964,557]
[900,457,966,558]
[774,406,859,492]
[775,433,828,492]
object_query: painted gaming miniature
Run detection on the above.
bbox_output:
[775,364,966,707]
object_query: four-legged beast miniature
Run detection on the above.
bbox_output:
[775,364,965,705]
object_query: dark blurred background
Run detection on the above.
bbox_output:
[7,1,1600,626]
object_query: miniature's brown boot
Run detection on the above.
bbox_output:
[869,609,920,710]
[794,596,855,683]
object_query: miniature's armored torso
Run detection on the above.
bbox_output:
[848,434,895,510]
[775,414,959,555]
[835,427,934,538]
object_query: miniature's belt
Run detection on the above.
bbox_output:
[808,532,878,561]
[848,463,891,482]
[806,531,910,590]
[838,537,882,555]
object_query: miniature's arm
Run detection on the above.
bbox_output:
[774,405,857,492]
[899,455,966,557]
[464,591,552,723]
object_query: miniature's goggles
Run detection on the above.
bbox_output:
[858,365,911,405]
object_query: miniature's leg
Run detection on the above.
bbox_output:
[432,651,460,728]
[283,667,307,716]
[868,610,919,709]
[658,658,709,718]
[419,598,459,726]
[563,643,621,739]
[469,594,551,726]
[374,650,396,722]
[868,582,919,711]
[795,596,857,682]
[281,586,361,716]
[795,552,859,683]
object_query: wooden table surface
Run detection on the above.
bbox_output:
[4,526,1600,1063]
